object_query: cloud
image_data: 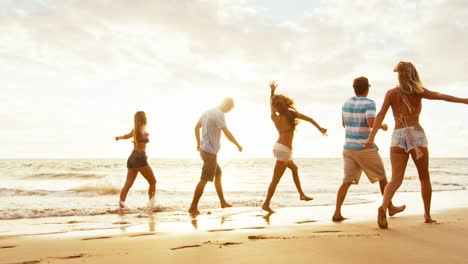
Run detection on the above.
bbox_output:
[1,0,467,157]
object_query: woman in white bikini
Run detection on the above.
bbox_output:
[262,81,328,214]
[366,61,468,228]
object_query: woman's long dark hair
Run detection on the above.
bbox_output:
[133,111,147,143]
[272,94,299,129]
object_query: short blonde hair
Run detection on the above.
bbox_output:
[221,97,234,108]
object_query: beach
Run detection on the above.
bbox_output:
[3,0,468,263]
[1,190,468,264]
[1,158,467,263]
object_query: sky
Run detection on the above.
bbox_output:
[1,0,467,159]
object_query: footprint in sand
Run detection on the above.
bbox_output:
[295,220,318,224]
[248,235,295,240]
[218,242,242,246]
[337,234,380,238]
[239,226,265,230]
[82,236,112,241]
[50,253,86,259]
[15,261,41,264]
[207,228,234,232]
[0,245,16,249]
[129,233,156,238]
[312,230,342,234]
[171,241,242,250]
[170,244,202,250]
[112,221,130,225]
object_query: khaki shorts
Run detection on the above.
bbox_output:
[200,150,222,182]
[343,148,386,184]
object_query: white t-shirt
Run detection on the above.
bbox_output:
[199,107,226,154]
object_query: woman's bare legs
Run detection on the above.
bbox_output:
[410,147,435,223]
[138,165,157,199]
[262,160,287,213]
[120,168,139,207]
[287,161,313,201]
[378,147,409,228]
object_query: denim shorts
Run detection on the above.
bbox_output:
[127,150,149,169]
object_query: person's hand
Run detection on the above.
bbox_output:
[237,144,243,152]
[318,127,328,136]
[364,138,374,148]
[381,124,388,131]
[196,144,200,152]
[269,81,277,93]
[114,136,120,141]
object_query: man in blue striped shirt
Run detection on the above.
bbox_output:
[333,77,405,222]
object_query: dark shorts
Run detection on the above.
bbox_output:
[200,150,222,182]
[127,150,149,169]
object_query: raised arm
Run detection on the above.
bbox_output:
[422,88,468,104]
[295,112,327,136]
[269,81,278,120]
[194,120,202,151]
[365,93,391,148]
[115,130,133,141]
[222,127,243,152]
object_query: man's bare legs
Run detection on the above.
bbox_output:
[410,148,435,223]
[188,172,231,216]
[332,181,352,221]
[188,180,208,216]
[288,161,313,201]
[262,160,287,213]
[332,178,405,222]
[214,172,232,208]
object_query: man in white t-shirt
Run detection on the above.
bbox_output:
[188,97,243,216]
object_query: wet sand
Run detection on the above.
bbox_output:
[1,190,468,264]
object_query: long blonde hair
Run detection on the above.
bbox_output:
[133,111,147,143]
[393,61,424,94]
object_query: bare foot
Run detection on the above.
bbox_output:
[262,204,275,214]
[388,205,406,217]
[332,215,348,222]
[188,208,200,216]
[377,207,388,229]
[425,214,437,223]
[300,195,314,201]
[221,202,232,208]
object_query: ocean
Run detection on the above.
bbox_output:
[1,157,467,221]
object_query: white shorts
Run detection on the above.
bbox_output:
[273,143,292,162]
[391,127,428,152]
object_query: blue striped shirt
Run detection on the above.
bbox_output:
[342,97,377,149]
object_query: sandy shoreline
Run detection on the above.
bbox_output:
[1,190,468,264]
